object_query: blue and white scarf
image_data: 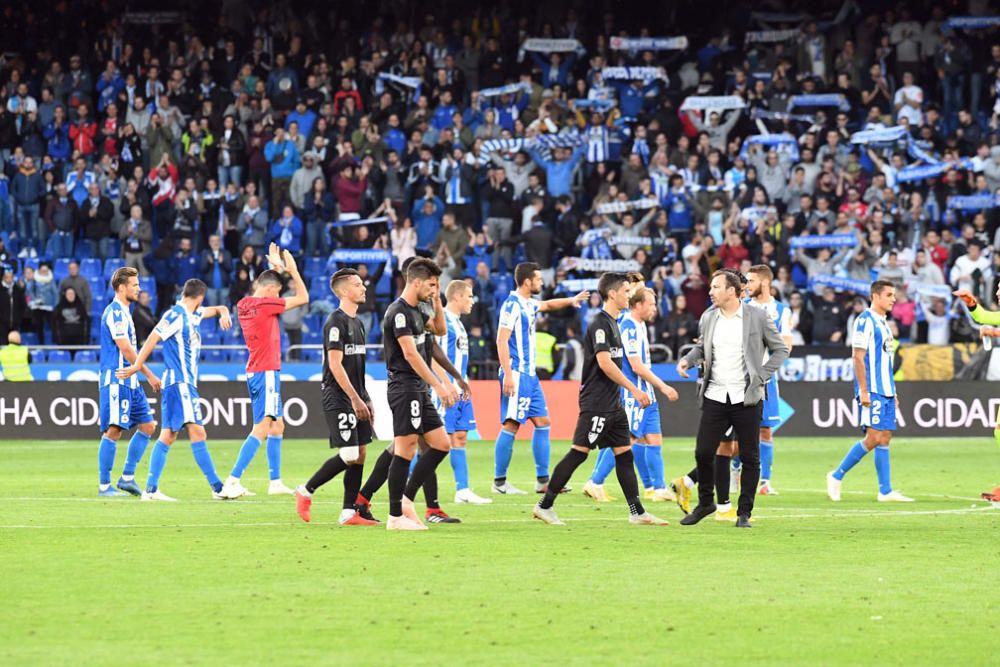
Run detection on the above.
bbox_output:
[609,36,688,51]
[787,94,851,112]
[808,275,870,296]
[789,234,857,249]
[680,95,746,112]
[602,66,668,82]
[850,126,909,145]
[946,194,999,211]
[479,82,531,98]
[751,108,816,123]
[943,16,1000,30]
[744,29,800,45]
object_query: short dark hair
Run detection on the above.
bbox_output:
[712,270,742,294]
[514,262,541,287]
[598,272,627,300]
[255,269,283,289]
[181,279,207,298]
[111,266,138,291]
[406,257,442,282]
[871,279,895,296]
[330,268,361,295]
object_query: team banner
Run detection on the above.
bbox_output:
[751,108,815,123]
[896,160,972,183]
[329,248,393,264]
[595,198,660,214]
[909,281,954,303]
[906,138,939,164]
[808,274,870,295]
[521,38,583,53]
[943,16,1000,30]
[573,99,617,112]
[680,95,746,112]
[559,257,642,272]
[477,135,584,165]
[789,233,857,249]
[787,94,851,112]
[947,194,1000,210]
[534,132,587,149]
[601,66,668,82]
[478,82,531,98]
[376,73,422,89]
[556,278,599,293]
[744,29,801,44]
[850,126,909,144]
[609,36,689,51]
[739,133,800,161]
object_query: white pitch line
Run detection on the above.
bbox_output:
[0,506,995,529]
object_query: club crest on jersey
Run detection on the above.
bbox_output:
[340,429,352,441]
[330,327,340,342]
[395,313,406,329]
[411,416,421,428]
[595,328,606,344]
[588,431,599,444]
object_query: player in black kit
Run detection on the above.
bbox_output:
[382,258,459,530]
[294,269,378,525]
[533,272,669,526]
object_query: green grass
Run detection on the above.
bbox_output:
[1,436,999,666]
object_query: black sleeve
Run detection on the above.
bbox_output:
[590,316,613,355]
[390,306,417,338]
[324,315,346,352]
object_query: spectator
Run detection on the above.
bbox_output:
[235,244,265,283]
[119,204,153,275]
[331,160,368,217]
[0,268,26,343]
[53,287,89,351]
[661,293,697,358]
[302,177,337,257]
[24,265,57,337]
[238,194,269,255]
[57,260,92,313]
[12,156,43,255]
[411,186,445,250]
[269,205,304,256]
[894,71,924,125]
[787,291,813,346]
[78,182,115,259]
[390,216,418,270]
[290,151,323,216]
[200,235,232,307]
[68,104,97,160]
[264,126,301,216]
[133,290,157,347]
[229,267,252,307]
[0,331,33,381]
[950,241,992,302]
[812,287,847,345]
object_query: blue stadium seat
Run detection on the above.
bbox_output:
[376,265,393,296]
[203,349,226,363]
[302,329,321,344]
[300,348,323,362]
[151,349,164,363]
[75,240,95,259]
[303,313,322,333]
[74,350,97,363]
[200,317,219,334]
[20,332,39,346]
[54,258,72,282]
[47,350,71,363]
[228,348,248,363]
[30,350,46,363]
[80,258,102,279]
[88,277,105,298]
[304,256,326,278]
[103,259,124,279]
[139,277,155,295]
[21,258,39,273]
[201,330,221,346]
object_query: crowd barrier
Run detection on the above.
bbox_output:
[0,381,995,440]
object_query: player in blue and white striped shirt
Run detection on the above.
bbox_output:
[494,262,588,494]
[96,267,161,497]
[118,279,233,501]
[827,280,913,503]
[432,281,491,505]
[583,285,679,503]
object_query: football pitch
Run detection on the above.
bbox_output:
[1,436,998,666]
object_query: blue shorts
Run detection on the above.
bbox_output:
[99,383,154,433]
[762,377,781,427]
[499,371,548,424]
[247,370,282,423]
[444,398,476,434]
[859,392,896,432]
[622,391,662,438]
[162,383,204,432]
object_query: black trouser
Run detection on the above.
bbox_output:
[695,396,761,517]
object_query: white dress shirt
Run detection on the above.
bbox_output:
[705,304,747,404]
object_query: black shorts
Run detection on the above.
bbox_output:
[323,407,374,449]
[388,389,444,437]
[573,409,631,450]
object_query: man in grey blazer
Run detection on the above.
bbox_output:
[676,270,789,527]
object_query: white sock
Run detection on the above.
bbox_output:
[296,485,310,496]
[225,475,240,485]
[99,483,110,491]
[683,475,695,489]
[339,508,356,522]
[121,474,134,482]
[717,502,732,512]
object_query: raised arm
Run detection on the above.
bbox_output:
[539,290,589,312]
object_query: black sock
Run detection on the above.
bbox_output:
[539,449,587,509]
[687,466,699,484]
[305,455,348,494]
[614,449,645,516]
[715,455,731,505]
[422,472,440,510]
[360,448,392,501]
[387,455,411,518]
[342,463,364,510]
[494,476,506,485]
[536,475,549,484]
[405,449,448,501]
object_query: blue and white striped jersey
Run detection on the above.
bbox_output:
[585,124,609,163]
[155,304,204,388]
[99,298,139,389]
[852,308,895,397]
[619,313,653,398]
[498,291,539,376]
[436,309,469,384]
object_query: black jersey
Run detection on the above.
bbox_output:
[417,300,438,368]
[321,309,369,409]
[383,297,431,393]
[580,308,625,412]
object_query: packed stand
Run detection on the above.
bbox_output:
[0,1,999,367]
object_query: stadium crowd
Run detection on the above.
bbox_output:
[0,0,999,369]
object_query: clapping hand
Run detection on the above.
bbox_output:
[266,242,286,272]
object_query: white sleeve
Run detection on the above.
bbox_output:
[153,311,183,340]
[778,307,792,336]
[105,308,130,341]
[498,299,520,331]
[622,323,641,356]
[851,316,872,350]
